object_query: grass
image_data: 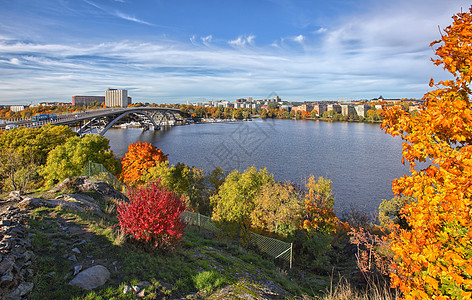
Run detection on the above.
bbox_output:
[23,189,390,299]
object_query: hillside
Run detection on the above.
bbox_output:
[0,177,335,300]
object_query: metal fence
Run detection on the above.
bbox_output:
[82,161,127,194]
[181,210,293,268]
[82,161,293,268]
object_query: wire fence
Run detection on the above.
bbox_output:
[82,161,293,268]
[82,161,127,194]
[181,210,293,268]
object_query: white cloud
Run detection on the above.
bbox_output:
[201,35,213,46]
[293,34,304,44]
[228,35,256,47]
[114,11,153,26]
[9,58,21,65]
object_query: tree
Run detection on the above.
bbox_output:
[142,162,220,215]
[0,124,75,165]
[382,7,472,298]
[0,149,39,193]
[251,182,303,237]
[120,141,167,186]
[301,175,338,234]
[210,166,274,229]
[41,134,120,186]
[117,180,186,249]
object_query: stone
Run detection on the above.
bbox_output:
[73,265,82,275]
[68,255,78,262]
[72,247,81,254]
[69,265,110,290]
[123,285,132,294]
[136,288,145,298]
[6,281,34,299]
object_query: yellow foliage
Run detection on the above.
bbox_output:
[382,6,472,299]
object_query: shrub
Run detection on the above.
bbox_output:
[117,180,186,249]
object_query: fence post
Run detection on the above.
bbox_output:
[290,242,293,269]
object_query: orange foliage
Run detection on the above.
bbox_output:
[301,176,339,234]
[382,7,472,299]
[120,141,168,187]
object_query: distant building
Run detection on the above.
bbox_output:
[341,104,356,116]
[327,104,342,114]
[72,96,105,106]
[105,89,132,108]
[354,105,372,118]
[313,104,327,117]
[10,105,25,112]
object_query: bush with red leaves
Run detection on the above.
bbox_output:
[117,180,187,249]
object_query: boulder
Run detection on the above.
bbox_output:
[69,265,110,290]
[49,177,128,202]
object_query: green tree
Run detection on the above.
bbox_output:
[378,195,415,229]
[41,134,120,187]
[210,166,274,228]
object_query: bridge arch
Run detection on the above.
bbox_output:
[77,110,159,136]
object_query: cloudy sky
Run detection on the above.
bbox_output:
[0,0,469,104]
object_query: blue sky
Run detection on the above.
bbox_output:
[0,0,469,104]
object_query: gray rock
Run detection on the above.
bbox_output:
[68,255,78,262]
[73,265,82,275]
[69,265,110,290]
[6,281,34,299]
[72,247,81,254]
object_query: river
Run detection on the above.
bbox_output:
[104,119,412,216]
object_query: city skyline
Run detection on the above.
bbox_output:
[0,0,469,104]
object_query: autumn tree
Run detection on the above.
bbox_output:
[301,175,338,234]
[210,166,274,229]
[120,141,168,186]
[41,134,120,187]
[142,162,224,215]
[250,181,303,237]
[382,7,472,298]
[0,149,39,193]
[0,124,76,165]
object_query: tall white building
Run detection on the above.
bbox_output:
[105,89,131,107]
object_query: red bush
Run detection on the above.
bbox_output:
[117,180,186,249]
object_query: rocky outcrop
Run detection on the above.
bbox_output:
[19,194,103,215]
[0,206,34,300]
[48,177,128,202]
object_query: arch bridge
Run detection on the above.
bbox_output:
[51,107,190,136]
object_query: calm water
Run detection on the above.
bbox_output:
[104,119,411,215]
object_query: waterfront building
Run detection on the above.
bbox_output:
[313,104,327,117]
[354,105,372,118]
[105,89,132,108]
[72,96,105,106]
[341,104,356,116]
[327,104,342,114]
